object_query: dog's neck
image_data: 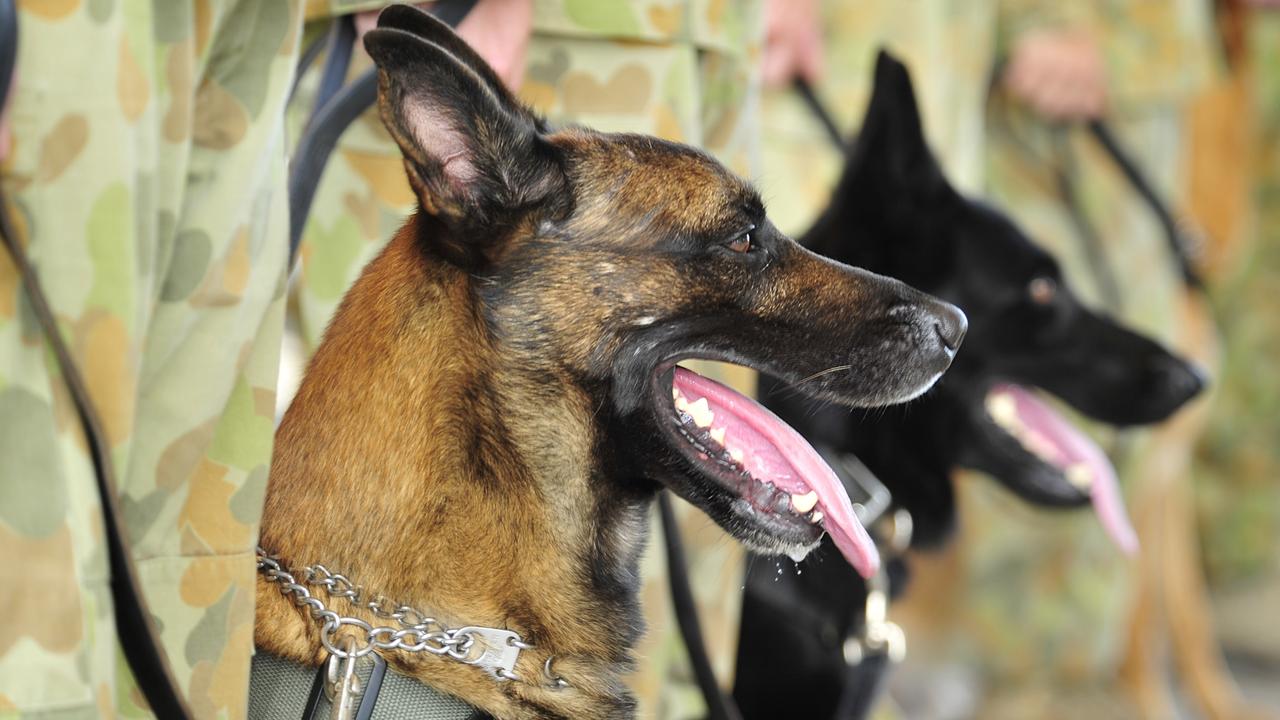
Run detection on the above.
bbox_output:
[257,218,647,718]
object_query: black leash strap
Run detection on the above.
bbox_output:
[0,3,194,717]
[287,0,477,266]
[658,494,744,720]
[794,78,847,151]
[1085,119,1204,290]
[834,652,890,720]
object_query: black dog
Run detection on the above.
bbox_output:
[732,52,1204,719]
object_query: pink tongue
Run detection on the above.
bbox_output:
[672,367,880,578]
[995,384,1138,555]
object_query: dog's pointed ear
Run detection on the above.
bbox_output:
[848,50,951,200]
[364,6,567,266]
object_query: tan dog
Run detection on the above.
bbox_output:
[255,6,966,718]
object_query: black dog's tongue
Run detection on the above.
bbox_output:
[987,384,1138,554]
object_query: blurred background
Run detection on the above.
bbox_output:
[1,0,1276,718]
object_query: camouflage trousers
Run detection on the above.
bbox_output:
[285,3,761,717]
[0,2,301,717]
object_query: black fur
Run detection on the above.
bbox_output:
[733,51,1204,718]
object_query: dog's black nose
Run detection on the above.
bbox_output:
[1148,354,1207,404]
[932,303,968,353]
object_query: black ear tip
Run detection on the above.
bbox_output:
[362,27,403,63]
[874,47,897,71]
[377,2,449,36]
[873,49,911,88]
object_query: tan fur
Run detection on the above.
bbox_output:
[258,220,635,718]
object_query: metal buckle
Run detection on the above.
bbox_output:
[454,626,523,680]
[304,646,387,720]
[843,563,907,666]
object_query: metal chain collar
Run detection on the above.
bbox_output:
[256,547,569,688]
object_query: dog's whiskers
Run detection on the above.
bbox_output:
[775,364,853,401]
[793,365,853,387]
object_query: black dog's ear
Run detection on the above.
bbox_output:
[848,49,951,201]
[365,7,567,266]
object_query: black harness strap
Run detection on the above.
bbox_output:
[0,3,194,717]
[834,652,891,720]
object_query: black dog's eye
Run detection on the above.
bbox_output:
[1028,276,1057,305]
[725,230,753,254]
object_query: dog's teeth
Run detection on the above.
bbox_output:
[791,490,818,514]
[774,493,792,513]
[1065,463,1093,489]
[986,391,1019,429]
[675,396,689,412]
[672,387,681,401]
[687,397,714,428]
[709,427,726,446]
[1022,429,1060,463]
[809,510,823,525]
[728,447,744,464]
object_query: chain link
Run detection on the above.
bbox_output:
[256,547,567,687]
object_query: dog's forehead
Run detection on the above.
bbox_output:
[553,130,759,235]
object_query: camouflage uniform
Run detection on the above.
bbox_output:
[0,2,301,718]
[287,3,762,717]
[950,1,1219,716]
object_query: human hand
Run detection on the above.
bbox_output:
[356,0,533,91]
[1003,28,1107,121]
[762,0,824,88]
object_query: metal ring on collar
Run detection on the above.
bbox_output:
[543,657,569,689]
[320,616,376,658]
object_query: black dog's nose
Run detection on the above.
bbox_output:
[932,303,968,353]
[1149,354,1207,404]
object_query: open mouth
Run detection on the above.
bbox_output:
[984,383,1138,554]
[656,363,879,578]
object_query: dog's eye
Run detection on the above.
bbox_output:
[726,231,752,254]
[1028,277,1057,305]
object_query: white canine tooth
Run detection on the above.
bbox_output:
[810,510,823,524]
[1065,463,1093,489]
[1022,429,1060,463]
[672,387,681,400]
[728,447,744,464]
[709,427,726,445]
[791,490,819,514]
[986,392,1019,429]
[675,396,689,412]
[687,397,714,428]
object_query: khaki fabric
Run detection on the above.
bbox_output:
[0,1,302,717]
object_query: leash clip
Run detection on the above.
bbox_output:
[304,642,387,720]
[454,627,525,681]
[844,564,907,666]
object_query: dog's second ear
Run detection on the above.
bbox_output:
[364,7,567,266]
[849,50,951,202]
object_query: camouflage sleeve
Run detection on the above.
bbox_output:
[996,0,1096,42]
[0,1,301,717]
[994,0,1220,107]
